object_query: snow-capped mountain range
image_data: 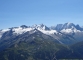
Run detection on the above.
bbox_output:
[0,22,83,45]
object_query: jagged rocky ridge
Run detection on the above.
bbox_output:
[0,23,83,45]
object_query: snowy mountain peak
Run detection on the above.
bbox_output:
[32,24,45,27]
[20,25,28,28]
[59,23,83,34]
[50,23,83,33]
[12,27,34,35]
[63,22,75,29]
[66,22,73,25]
[52,23,76,31]
[32,24,50,30]
[54,24,63,31]
[38,24,45,27]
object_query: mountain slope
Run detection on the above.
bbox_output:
[70,41,83,58]
[0,29,60,51]
[1,34,83,60]
[0,30,68,60]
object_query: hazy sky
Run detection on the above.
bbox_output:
[0,0,83,29]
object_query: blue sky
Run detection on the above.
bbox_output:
[0,0,83,29]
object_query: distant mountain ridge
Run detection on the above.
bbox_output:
[0,22,83,45]
[51,22,83,31]
[0,22,83,36]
